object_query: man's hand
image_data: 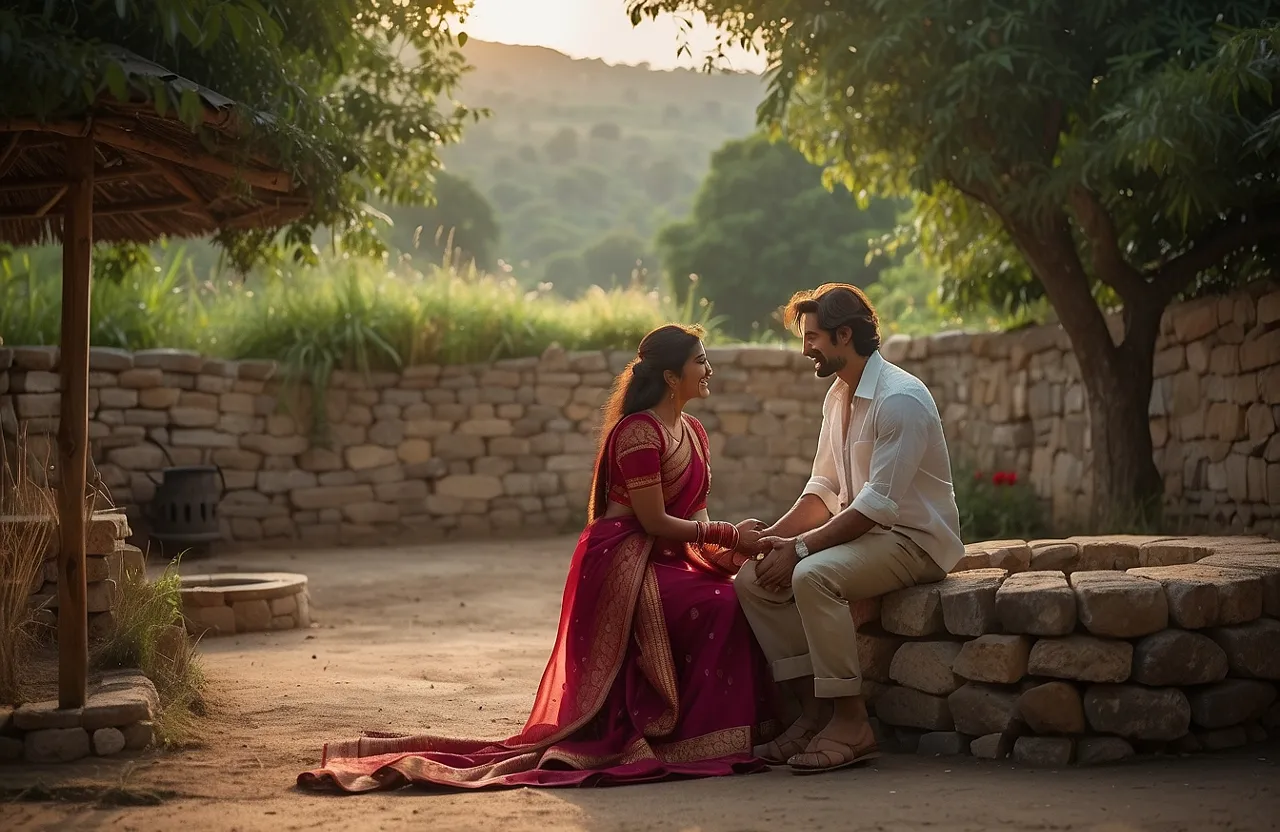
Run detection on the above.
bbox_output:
[754,536,799,591]
[735,518,767,552]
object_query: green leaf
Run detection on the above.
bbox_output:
[457,31,468,47]
[103,60,129,102]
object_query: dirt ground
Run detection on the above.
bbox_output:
[3,537,1278,831]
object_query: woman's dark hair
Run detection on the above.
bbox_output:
[588,323,704,521]
[782,283,881,357]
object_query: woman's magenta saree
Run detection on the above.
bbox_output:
[298,412,776,792]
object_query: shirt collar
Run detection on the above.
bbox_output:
[853,350,885,400]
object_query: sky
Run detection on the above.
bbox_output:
[456,0,766,73]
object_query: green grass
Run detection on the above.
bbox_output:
[91,557,207,747]
[0,246,723,365]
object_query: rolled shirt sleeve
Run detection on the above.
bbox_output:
[850,392,931,529]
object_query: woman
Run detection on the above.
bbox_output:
[299,325,777,792]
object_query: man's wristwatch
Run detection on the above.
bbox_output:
[794,536,810,560]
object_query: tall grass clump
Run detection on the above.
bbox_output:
[92,557,207,746]
[0,245,214,351]
[0,431,56,705]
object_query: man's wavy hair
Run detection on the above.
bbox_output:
[782,283,881,357]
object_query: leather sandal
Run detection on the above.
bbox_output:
[754,724,817,765]
[787,736,881,774]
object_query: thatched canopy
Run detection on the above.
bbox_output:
[0,48,310,246]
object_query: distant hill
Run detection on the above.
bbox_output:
[406,39,767,293]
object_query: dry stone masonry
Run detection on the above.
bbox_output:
[180,572,311,637]
[0,285,1277,543]
[861,534,1280,765]
[4,511,141,639]
[0,669,159,764]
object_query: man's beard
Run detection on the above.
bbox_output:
[808,352,846,378]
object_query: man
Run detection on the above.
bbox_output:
[736,283,963,774]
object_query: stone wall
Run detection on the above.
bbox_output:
[0,284,1277,546]
[6,511,139,639]
[854,534,1280,764]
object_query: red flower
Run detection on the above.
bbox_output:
[974,470,986,482]
[991,471,1018,486]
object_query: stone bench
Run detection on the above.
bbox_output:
[856,534,1280,765]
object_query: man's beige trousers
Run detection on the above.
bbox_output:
[735,531,945,698]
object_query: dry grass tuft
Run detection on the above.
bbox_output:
[92,556,208,746]
[0,430,56,705]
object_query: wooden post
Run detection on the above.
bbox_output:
[56,134,94,710]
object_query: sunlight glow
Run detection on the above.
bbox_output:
[457,0,765,72]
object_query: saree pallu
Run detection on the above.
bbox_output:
[298,413,776,792]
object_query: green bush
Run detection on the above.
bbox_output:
[953,463,1048,544]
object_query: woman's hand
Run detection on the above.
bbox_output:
[735,518,767,553]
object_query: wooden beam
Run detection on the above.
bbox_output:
[0,132,23,178]
[143,157,218,225]
[57,134,94,711]
[0,197,194,220]
[0,165,157,193]
[94,123,293,193]
[35,186,68,218]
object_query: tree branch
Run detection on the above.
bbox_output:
[1068,186,1151,304]
[1155,202,1280,305]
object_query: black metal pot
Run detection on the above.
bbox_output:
[142,439,226,544]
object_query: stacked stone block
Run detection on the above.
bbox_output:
[11,511,142,639]
[0,669,159,763]
[864,535,1280,765]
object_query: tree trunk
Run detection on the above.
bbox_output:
[1007,217,1165,529]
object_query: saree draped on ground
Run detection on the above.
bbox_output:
[298,412,776,791]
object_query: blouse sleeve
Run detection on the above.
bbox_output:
[612,415,664,493]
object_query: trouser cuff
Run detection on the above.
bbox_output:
[814,675,863,698]
[771,654,814,682]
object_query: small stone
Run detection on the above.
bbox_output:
[1128,564,1264,629]
[1027,635,1132,683]
[1070,571,1168,638]
[880,583,945,636]
[1208,619,1280,680]
[1029,541,1080,573]
[1018,681,1086,734]
[889,641,964,696]
[874,685,955,731]
[856,631,904,683]
[1013,736,1073,767]
[1187,679,1277,729]
[970,732,1010,760]
[947,683,1021,736]
[953,635,1031,684]
[938,569,1007,636]
[1132,630,1229,686]
[1083,685,1191,741]
[1197,726,1249,751]
[232,599,273,632]
[13,701,83,730]
[995,571,1077,636]
[84,675,159,731]
[0,737,23,761]
[24,727,91,763]
[1076,737,1135,766]
[121,721,155,750]
[93,727,127,756]
[917,731,969,756]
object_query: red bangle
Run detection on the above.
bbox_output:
[703,521,739,550]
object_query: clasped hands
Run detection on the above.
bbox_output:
[733,518,799,591]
